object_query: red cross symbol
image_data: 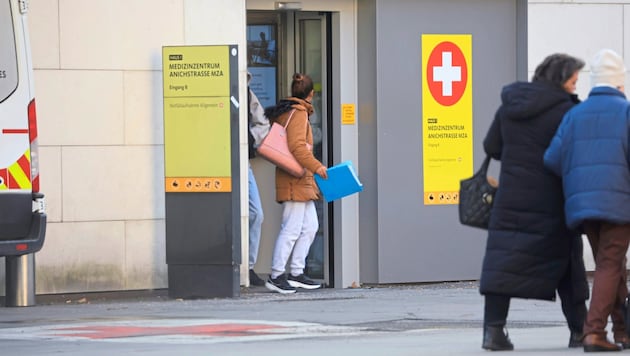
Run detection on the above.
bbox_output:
[426,41,468,107]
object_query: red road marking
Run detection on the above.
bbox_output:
[52,323,285,340]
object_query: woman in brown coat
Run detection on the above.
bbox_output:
[263,73,328,294]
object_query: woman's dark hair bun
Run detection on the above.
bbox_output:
[291,72,313,99]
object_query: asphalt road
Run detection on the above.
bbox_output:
[0,281,599,355]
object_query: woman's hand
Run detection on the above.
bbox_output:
[316,166,328,179]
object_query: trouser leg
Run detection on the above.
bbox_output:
[289,201,318,276]
[583,221,630,336]
[558,267,587,333]
[612,258,628,338]
[557,235,588,333]
[270,201,306,279]
[482,294,514,350]
[248,165,264,268]
[484,294,510,327]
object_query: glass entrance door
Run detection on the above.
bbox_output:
[294,13,329,282]
[247,10,331,284]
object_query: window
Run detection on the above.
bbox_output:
[0,0,19,103]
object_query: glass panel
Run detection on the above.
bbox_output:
[299,20,323,159]
[247,24,277,108]
[298,18,325,280]
[0,0,18,103]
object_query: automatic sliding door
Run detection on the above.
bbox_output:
[295,13,329,282]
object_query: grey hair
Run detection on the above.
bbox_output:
[532,53,585,88]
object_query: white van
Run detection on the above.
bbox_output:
[0,0,46,256]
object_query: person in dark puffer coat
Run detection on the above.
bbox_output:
[545,48,630,352]
[479,53,589,351]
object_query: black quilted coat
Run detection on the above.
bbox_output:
[479,80,589,301]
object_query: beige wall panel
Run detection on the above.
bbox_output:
[28,0,60,69]
[124,220,167,290]
[123,71,164,145]
[62,146,165,221]
[35,70,124,146]
[39,146,62,223]
[59,0,184,70]
[184,0,245,45]
[35,221,126,294]
[529,4,623,73]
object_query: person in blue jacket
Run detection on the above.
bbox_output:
[247,72,270,286]
[480,53,589,351]
[544,48,630,352]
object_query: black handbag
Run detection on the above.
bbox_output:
[458,155,497,229]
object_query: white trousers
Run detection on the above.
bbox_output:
[270,201,319,279]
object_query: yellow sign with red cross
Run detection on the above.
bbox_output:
[421,34,473,205]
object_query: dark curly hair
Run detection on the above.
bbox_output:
[291,73,314,99]
[532,53,585,89]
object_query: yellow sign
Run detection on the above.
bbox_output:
[342,104,356,125]
[162,45,232,192]
[163,46,230,98]
[421,34,473,205]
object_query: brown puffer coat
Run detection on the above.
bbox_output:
[271,98,325,202]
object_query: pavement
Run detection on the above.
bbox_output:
[0,281,610,355]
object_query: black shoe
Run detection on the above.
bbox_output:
[569,331,583,348]
[482,325,514,351]
[249,269,265,286]
[287,274,321,289]
[265,274,297,294]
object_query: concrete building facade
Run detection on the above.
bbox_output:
[1,0,628,295]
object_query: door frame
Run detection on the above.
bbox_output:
[246,10,336,286]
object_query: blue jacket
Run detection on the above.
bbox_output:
[544,86,630,229]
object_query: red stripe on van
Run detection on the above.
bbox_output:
[7,170,17,188]
[32,175,39,192]
[17,154,31,180]
[2,129,28,134]
[0,169,7,187]
[28,100,38,143]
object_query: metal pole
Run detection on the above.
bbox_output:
[5,253,36,307]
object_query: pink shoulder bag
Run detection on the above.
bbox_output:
[256,110,306,177]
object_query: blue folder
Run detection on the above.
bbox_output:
[315,161,363,202]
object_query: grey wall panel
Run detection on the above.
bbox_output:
[357,0,380,283]
[361,0,526,283]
